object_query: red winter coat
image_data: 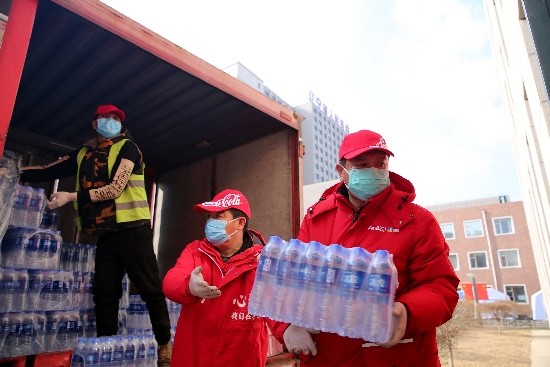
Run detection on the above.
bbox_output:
[162,235,275,367]
[270,172,460,367]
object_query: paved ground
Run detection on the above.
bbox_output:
[531,329,550,366]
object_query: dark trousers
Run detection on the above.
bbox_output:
[93,224,171,345]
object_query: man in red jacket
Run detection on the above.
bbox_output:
[269,130,460,367]
[162,189,276,367]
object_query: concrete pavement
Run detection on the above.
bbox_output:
[531,329,550,366]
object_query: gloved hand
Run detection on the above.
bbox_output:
[189,266,221,299]
[48,191,77,209]
[283,325,319,356]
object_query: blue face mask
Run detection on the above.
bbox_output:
[342,166,390,201]
[205,218,240,246]
[96,117,122,139]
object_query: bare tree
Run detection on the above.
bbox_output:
[437,301,476,367]
[479,301,516,334]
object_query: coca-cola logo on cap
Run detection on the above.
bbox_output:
[201,194,242,209]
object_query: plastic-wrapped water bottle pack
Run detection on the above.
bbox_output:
[248,236,398,343]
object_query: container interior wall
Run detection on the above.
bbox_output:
[155,129,295,277]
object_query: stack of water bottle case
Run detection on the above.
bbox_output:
[0,151,182,366]
[248,236,398,343]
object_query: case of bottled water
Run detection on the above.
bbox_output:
[0,311,46,359]
[8,185,46,230]
[0,228,62,270]
[248,237,398,342]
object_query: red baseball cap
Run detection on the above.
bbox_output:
[194,189,252,218]
[339,130,394,160]
[94,104,126,122]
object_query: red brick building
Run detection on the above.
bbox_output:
[429,197,540,317]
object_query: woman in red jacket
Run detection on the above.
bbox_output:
[162,189,275,366]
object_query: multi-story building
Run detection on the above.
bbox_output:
[224,63,349,185]
[483,0,550,320]
[429,196,541,317]
[295,92,349,185]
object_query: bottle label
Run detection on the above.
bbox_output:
[342,270,366,289]
[366,273,391,294]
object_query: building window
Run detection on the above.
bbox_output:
[468,251,488,269]
[440,223,455,240]
[449,253,459,271]
[505,285,528,304]
[499,249,521,268]
[464,220,484,238]
[493,216,515,235]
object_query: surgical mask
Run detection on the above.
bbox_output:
[96,117,122,139]
[341,166,390,201]
[205,218,240,246]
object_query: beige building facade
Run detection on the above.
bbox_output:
[483,0,550,320]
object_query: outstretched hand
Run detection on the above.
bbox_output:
[47,191,76,209]
[189,266,221,299]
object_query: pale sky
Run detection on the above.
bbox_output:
[102,0,521,207]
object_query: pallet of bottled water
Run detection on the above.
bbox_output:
[0,227,62,270]
[71,334,158,366]
[248,236,398,343]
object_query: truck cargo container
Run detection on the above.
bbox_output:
[0,0,302,365]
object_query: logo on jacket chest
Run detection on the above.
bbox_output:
[230,294,258,321]
[368,225,400,233]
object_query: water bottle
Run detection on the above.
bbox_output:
[71,337,87,367]
[37,232,50,268]
[111,335,125,366]
[0,268,14,312]
[25,232,41,269]
[20,186,34,228]
[248,236,287,317]
[340,247,372,338]
[318,244,347,333]
[30,188,46,229]
[135,335,147,367]
[18,312,36,356]
[47,233,60,270]
[270,239,304,322]
[33,311,46,353]
[71,244,81,272]
[362,250,397,343]
[146,334,157,366]
[44,310,60,351]
[12,269,29,312]
[99,336,114,366]
[123,335,136,366]
[293,241,328,329]
[85,337,101,366]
